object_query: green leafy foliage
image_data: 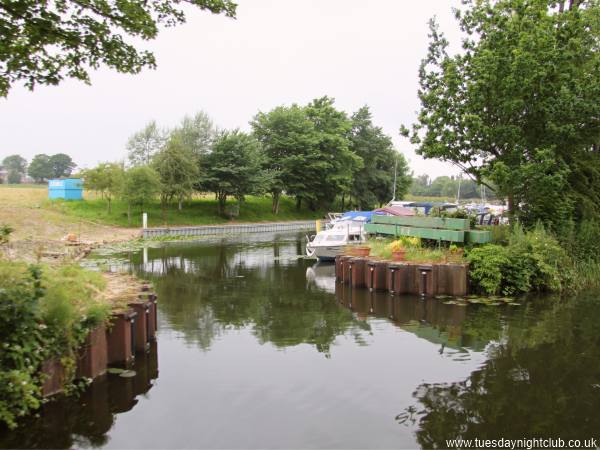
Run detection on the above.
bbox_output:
[199,130,266,216]
[467,225,572,295]
[1,155,27,175]
[0,0,237,96]
[404,0,600,230]
[80,163,124,213]
[410,174,496,200]
[349,106,411,208]
[0,260,109,429]
[251,103,318,214]
[153,135,199,213]
[126,121,168,166]
[120,165,161,223]
[27,154,53,183]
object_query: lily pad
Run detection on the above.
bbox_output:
[119,370,136,378]
[107,368,125,375]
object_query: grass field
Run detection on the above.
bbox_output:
[1,184,466,235]
[47,193,327,228]
[1,184,329,232]
[0,185,136,242]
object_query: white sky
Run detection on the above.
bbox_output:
[0,0,463,177]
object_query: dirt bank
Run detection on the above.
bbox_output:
[1,186,138,262]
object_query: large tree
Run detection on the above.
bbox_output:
[200,130,265,216]
[0,0,237,96]
[349,106,410,209]
[126,121,167,166]
[172,111,217,162]
[80,163,124,213]
[153,135,199,213]
[27,154,52,182]
[403,0,600,230]
[2,154,26,173]
[251,104,317,214]
[1,154,27,183]
[49,153,76,178]
[302,96,361,210]
[121,165,160,224]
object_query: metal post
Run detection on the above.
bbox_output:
[142,212,148,229]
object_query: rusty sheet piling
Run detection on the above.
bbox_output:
[335,256,469,297]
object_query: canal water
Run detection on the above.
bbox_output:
[2,233,600,449]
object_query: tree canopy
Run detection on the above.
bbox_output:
[27,153,76,181]
[126,121,167,166]
[153,135,199,212]
[251,104,318,213]
[0,0,237,96]
[403,0,600,230]
[2,154,26,174]
[349,106,410,209]
[199,130,265,216]
[121,165,161,223]
[80,162,124,213]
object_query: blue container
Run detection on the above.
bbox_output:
[48,178,83,200]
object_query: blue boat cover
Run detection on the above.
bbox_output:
[338,211,383,222]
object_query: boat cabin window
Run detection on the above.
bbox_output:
[326,235,345,241]
[348,234,360,241]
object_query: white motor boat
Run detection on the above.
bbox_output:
[306,215,369,261]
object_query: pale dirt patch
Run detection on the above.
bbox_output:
[1,186,148,310]
[0,185,137,244]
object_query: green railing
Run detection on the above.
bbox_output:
[364,216,492,243]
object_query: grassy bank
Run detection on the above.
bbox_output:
[46,194,326,228]
[0,185,327,229]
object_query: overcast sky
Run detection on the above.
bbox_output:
[0,0,463,177]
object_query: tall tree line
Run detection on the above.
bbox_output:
[1,153,76,183]
[114,98,411,217]
[410,175,496,200]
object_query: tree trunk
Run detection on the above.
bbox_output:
[127,203,131,225]
[107,197,112,214]
[295,196,302,210]
[341,193,345,211]
[161,199,167,224]
[178,197,183,211]
[272,192,281,214]
[218,193,227,216]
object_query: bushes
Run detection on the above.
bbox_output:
[0,260,109,429]
[467,224,572,295]
[0,262,46,429]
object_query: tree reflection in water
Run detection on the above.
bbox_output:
[127,234,370,356]
[396,294,600,447]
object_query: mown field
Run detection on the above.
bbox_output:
[1,184,329,229]
[49,194,328,227]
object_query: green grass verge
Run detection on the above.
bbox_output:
[44,195,328,228]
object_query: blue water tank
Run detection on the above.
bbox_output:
[48,178,83,200]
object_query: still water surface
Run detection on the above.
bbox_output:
[2,233,600,449]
